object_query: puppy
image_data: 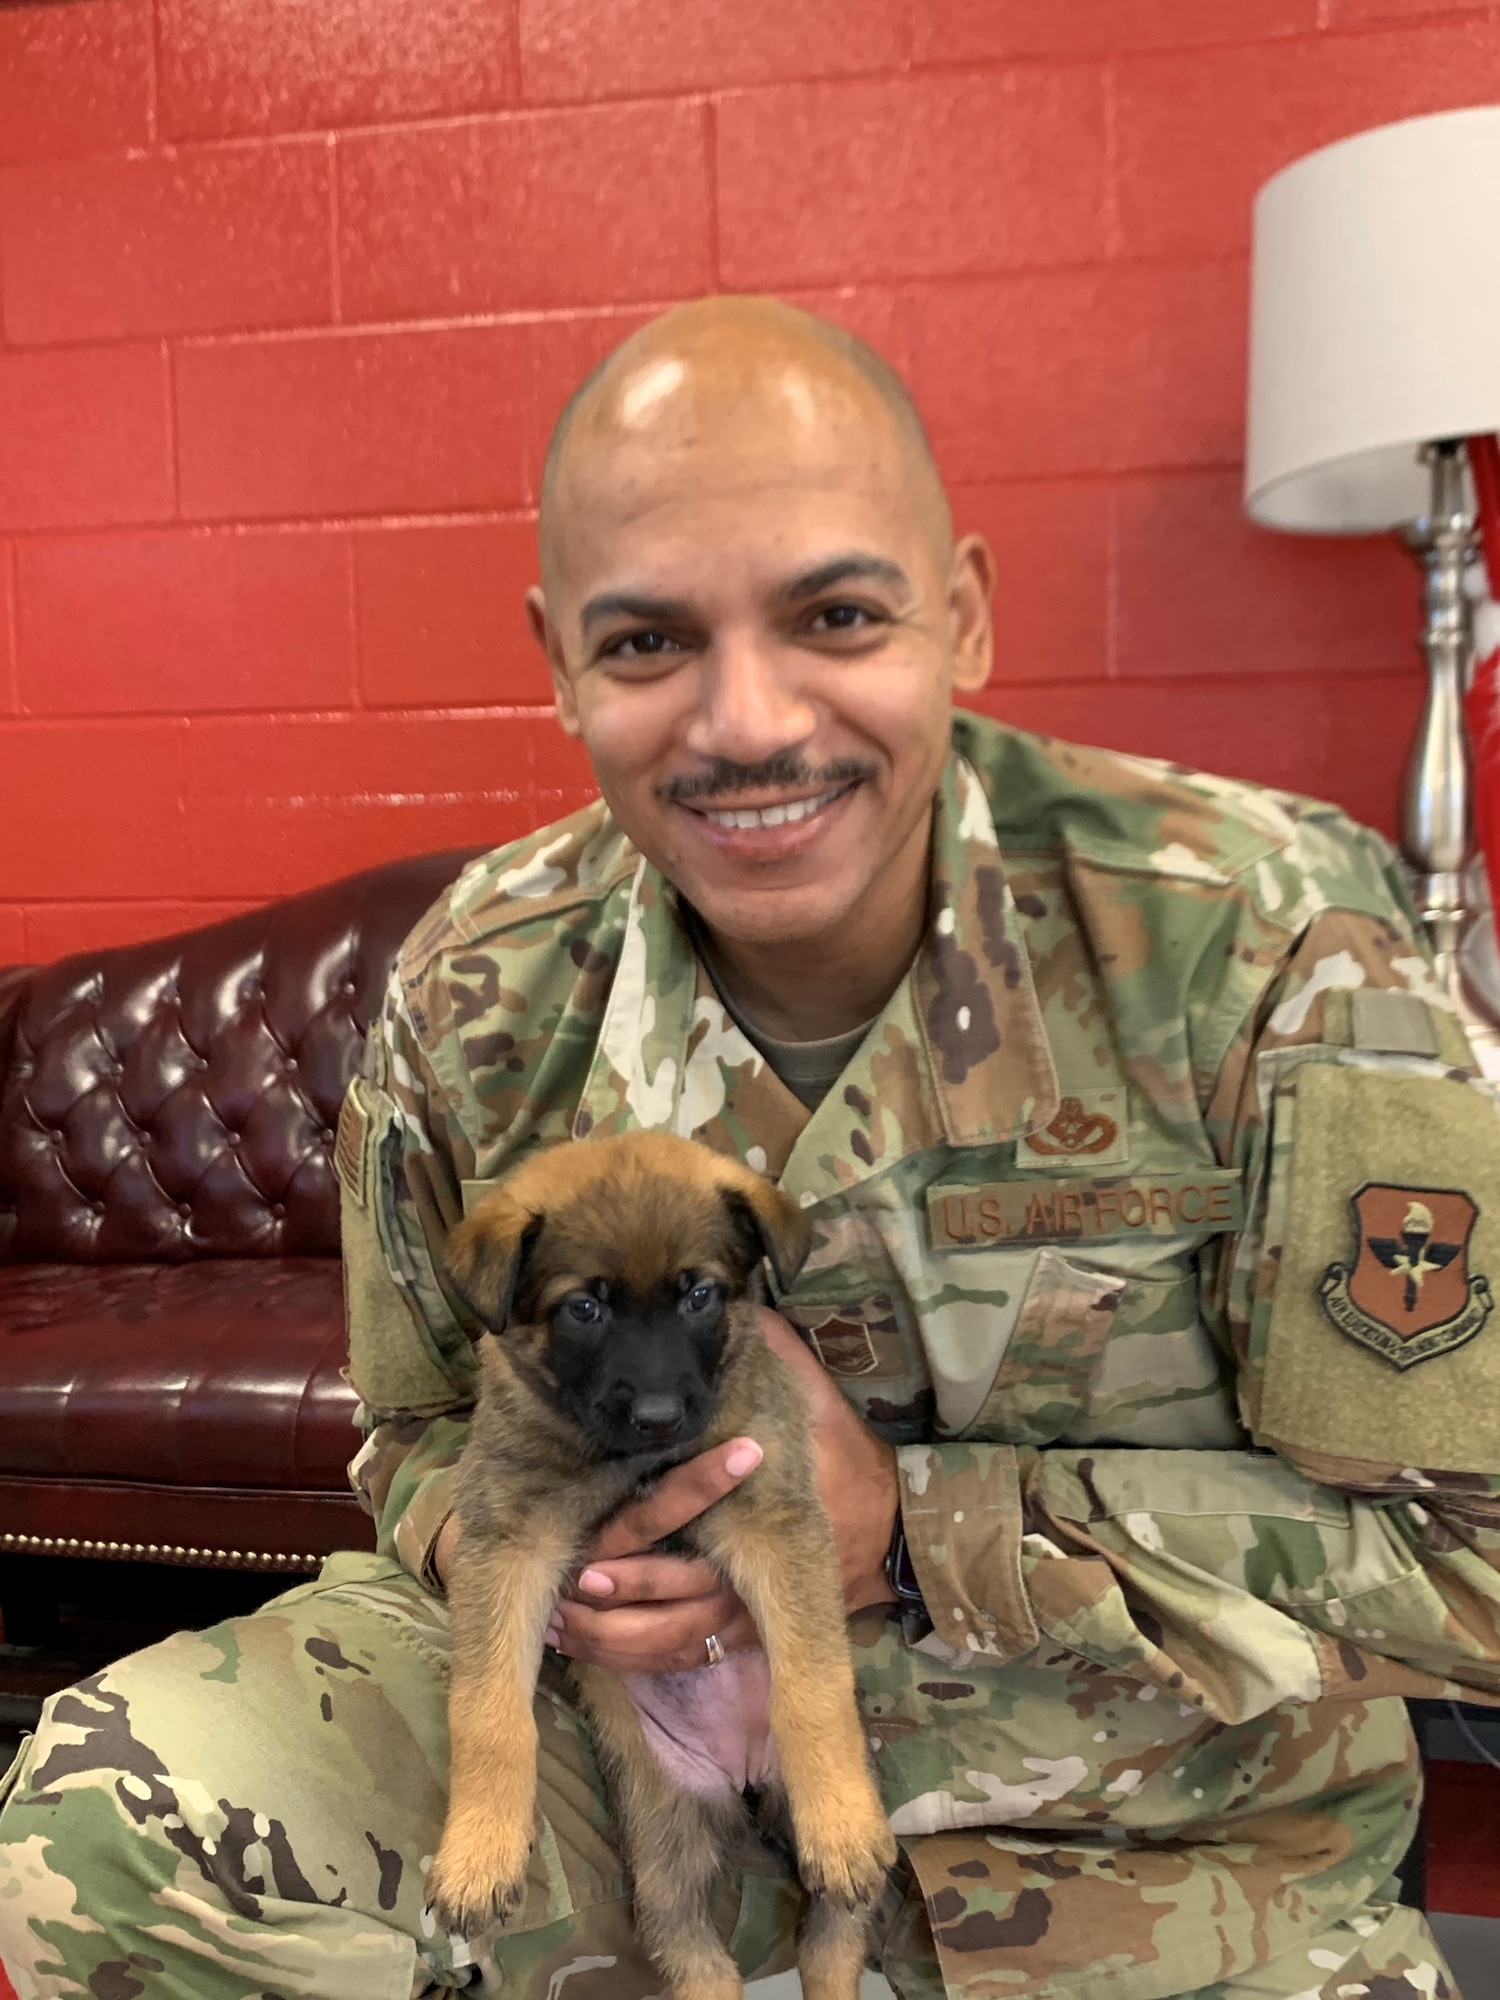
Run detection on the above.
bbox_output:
[425,1131,897,2000]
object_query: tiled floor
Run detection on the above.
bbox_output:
[1430,1914,1500,2000]
[748,1977,894,1998]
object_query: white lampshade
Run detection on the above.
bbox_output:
[1246,104,1500,533]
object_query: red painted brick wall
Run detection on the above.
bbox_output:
[2,0,1492,963]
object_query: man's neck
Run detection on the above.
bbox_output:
[694,888,928,1043]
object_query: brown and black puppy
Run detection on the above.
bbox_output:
[426,1130,896,2000]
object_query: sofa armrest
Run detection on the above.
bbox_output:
[0,966,33,1264]
[0,966,34,1079]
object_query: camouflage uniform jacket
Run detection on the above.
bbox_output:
[339,712,1500,2000]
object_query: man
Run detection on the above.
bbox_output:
[2,295,1498,2000]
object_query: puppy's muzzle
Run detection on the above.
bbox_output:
[628,1391,688,1444]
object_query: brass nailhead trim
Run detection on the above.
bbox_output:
[0,1533,323,1573]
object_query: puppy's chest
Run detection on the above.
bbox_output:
[615,1651,777,1798]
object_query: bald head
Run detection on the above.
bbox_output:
[537,296,951,596]
[523,294,995,984]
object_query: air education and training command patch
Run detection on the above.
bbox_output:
[1319,1182,1493,1371]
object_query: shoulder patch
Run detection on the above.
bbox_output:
[1319,1183,1492,1369]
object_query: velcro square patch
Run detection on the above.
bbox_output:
[334,1082,373,1209]
[1257,1062,1500,1473]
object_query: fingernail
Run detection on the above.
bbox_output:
[544,1622,562,1648]
[578,1568,614,1596]
[725,1440,763,1477]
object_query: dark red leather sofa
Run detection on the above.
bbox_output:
[0,848,480,1619]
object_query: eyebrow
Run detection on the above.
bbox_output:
[580,553,911,635]
[579,590,691,633]
[774,553,910,602]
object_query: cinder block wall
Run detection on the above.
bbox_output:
[3,0,1492,959]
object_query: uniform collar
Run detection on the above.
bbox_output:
[575,750,1059,1202]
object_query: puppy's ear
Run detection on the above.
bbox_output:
[445,1193,544,1334]
[718,1167,812,1293]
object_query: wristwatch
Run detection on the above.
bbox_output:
[884,1510,925,1610]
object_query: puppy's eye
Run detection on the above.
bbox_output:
[564,1295,602,1324]
[682,1282,720,1316]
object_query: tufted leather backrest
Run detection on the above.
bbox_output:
[0,850,480,1265]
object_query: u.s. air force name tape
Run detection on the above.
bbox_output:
[927,1171,1244,1250]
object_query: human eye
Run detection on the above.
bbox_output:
[599,629,684,663]
[803,600,888,644]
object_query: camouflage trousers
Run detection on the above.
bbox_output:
[0,1552,1462,2000]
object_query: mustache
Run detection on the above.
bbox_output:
[657,755,875,807]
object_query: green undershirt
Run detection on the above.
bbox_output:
[684,906,874,1111]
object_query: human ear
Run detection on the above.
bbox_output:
[948,533,995,695]
[527,587,582,738]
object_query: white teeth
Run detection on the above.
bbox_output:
[703,787,842,831]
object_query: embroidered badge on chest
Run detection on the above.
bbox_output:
[1014,1087,1128,1170]
[1318,1183,1494,1370]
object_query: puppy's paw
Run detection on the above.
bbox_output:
[795,1790,897,1911]
[425,1816,532,1937]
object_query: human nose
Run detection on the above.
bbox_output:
[682,633,817,767]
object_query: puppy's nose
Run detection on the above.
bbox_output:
[629,1393,686,1442]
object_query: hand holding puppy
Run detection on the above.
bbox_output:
[556,1311,900,1668]
[434,1310,901,1675]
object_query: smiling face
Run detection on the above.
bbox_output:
[529,301,994,965]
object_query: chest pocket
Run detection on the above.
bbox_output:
[945,1247,1126,1445]
[778,1290,936,1442]
[776,1206,935,1442]
[1068,1264,1242,1448]
[783,1183,1240,1451]
[932,1238,1239,1450]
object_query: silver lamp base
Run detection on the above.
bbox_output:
[1402,440,1479,1006]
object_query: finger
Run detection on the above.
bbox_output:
[554,1584,739,1659]
[546,1575,741,1653]
[569,1553,723,1607]
[554,1601,761,1677]
[587,1437,763,1560]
